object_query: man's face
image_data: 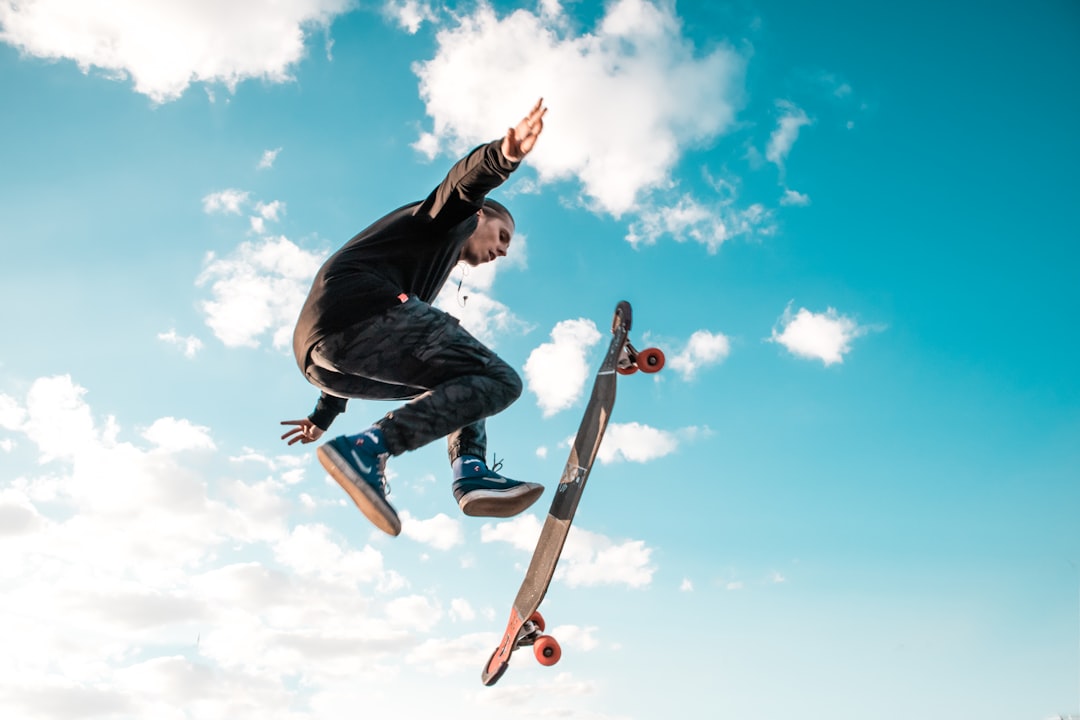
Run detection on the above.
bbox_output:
[460,209,514,266]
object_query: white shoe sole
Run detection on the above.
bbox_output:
[458,484,544,518]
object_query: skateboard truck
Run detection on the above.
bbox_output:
[617,340,665,375]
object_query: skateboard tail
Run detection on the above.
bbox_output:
[482,609,525,686]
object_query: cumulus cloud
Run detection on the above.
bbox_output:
[142,417,215,453]
[0,0,354,103]
[412,0,747,218]
[769,302,869,365]
[0,375,520,718]
[400,511,464,551]
[524,318,603,417]
[595,421,678,464]
[668,329,731,380]
[480,514,655,588]
[196,236,326,349]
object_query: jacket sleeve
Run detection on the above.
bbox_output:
[412,139,520,230]
[308,392,348,431]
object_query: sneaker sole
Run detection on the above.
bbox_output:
[317,444,401,536]
[458,484,545,518]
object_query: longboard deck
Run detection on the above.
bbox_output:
[481,301,633,686]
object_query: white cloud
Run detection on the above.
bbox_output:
[780,188,810,206]
[17,374,99,463]
[384,0,436,34]
[258,147,283,170]
[274,522,401,589]
[557,529,655,588]
[448,597,475,622]
[0,374,492,718]
[142,417,215,453]
[766,100,812,170]
[625,193,773,253]
[157,329,203,358]
[412,0,746,218]
[202,189,250,215]
[770,302,868,366]
[0,0,354,103]
[480,514,656,589]
[549,624,600,652]
[385,594,441,632]
[2,375,652,718]
[0,393,28,430]
[524,318,602,417]
[196,236,326,349]
[680,578,693,592]
[404,631,493,677]
[595,421,678,464]
[400,511,464,551]
[480,513,543,553]
[668,329,731,380]
[204,191,285,236]
[256,200,285,223]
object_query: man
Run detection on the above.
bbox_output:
[281,99,548,537]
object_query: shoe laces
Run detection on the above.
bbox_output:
[490,454,504,475]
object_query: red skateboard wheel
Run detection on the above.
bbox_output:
[637,347,665,373]
[534,635,561,666]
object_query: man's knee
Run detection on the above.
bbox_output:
[490,359,523,406]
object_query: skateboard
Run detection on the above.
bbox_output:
[481,300,665,686]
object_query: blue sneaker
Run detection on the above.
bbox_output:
[452,455,544,518]
[317,429,400,536]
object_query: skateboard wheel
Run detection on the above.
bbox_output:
[534,635,561,666]
[528,611,546,633]
[616,363,638,375]
[637,347,665,373]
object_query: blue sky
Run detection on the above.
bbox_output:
[1,0,1078,718]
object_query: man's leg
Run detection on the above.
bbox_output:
[447,420,486,464]
[310,297,520,457]
[311,297,542,523]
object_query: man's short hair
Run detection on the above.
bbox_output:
[483,198,514,226]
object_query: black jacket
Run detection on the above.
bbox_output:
[292,139,519,427]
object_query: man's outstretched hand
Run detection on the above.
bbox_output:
[502,98,547,162]
[280,418,324,445]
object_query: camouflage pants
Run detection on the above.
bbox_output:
[305,296,522,463]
